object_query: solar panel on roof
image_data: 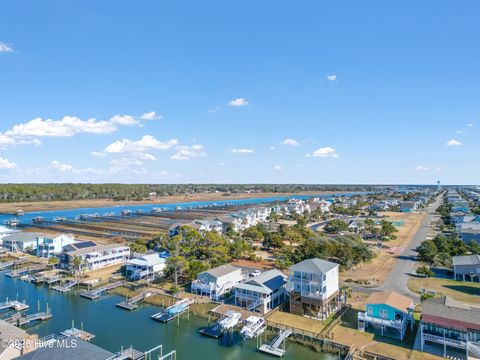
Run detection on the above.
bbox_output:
[74,241,97,249]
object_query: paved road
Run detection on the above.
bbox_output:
[346,195,443,301]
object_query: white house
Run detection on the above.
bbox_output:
[61,242,130,272]
[234,269,288,314]
[36,234,76,258]
[1,232,43,252]
[288,258,340,320]
[285,199,311,215]
[125,253,166,281]
[191,264,243,300]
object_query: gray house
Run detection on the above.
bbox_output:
[452,255,480,282]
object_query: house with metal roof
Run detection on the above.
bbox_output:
[234,269,287,314]
[452,254,480,283]
[191,264,243,300]
[420,296,480,358]
[358,291,414,341]
[1,232,44,252]
[288,258,340,320]
[61,242,130,272]
[125,253,166,281]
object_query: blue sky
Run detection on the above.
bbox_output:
[0,1,479,184]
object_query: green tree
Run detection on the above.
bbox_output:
[325,219,348,234]
[48,256,59,269]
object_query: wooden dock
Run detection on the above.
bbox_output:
[60,327,95,341]
[5,311,53,327]
[258,329,292,357]
[80,280,124,300]
[52,279,78,292]
[0,299,29,312]
[116,290,156,311]
[151,298,193,323]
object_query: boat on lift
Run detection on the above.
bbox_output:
[240,316,265,339]
[121,209,132,216]
[53,217,67,222]
[32,216,44,224]
[5,219,20,227]
[218,310,241,331]
[151,207,162,213]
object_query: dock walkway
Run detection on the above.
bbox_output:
[80,280,124,300]
[52,280,78,292]
[259,329,292,357]
[116,290,157,310]
[5,311,53,327]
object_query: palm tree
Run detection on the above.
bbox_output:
[72,256,82,275]
[48,256,59,270]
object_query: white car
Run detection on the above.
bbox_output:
[249,270,261,277]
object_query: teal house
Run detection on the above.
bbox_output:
[358,291,414,341]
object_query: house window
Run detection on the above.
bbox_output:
[367,306,373,316]
[380,309,388,319]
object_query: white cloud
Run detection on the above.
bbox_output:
[467,123,474,127]
[282,138,300,146]
[308,146,339,158]
[446,139,462,146]
[95,135,178,160]
[0,113,159,149]
[109,114,139,126]
[171,145,206,161]
[413,165,431,171]
[0,42,13,53]
[140,111,162,120]
[230,148,254,154]
[269,145,276,150]
[228,98,248,106]
[50,160,104,175]
[0,157,17,169]
[274,165,283,170]
[455,130,465,134]
[326,74,337,81]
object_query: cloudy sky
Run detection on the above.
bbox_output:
[0,1,479,184]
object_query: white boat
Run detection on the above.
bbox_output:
[241,316,265,338]
[5,219,20,227]
[121,209,132,216]
[151,207,162,213]
[218,310,241,331]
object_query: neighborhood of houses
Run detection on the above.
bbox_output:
[1,187,480,360]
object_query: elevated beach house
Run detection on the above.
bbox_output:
[61,242,130,272]
[191,264,243,300]
[36,234,76,258]
[1,232,43,252]
[358,291,414,341]
[288,258,340,320]
[125,253,166,281]
[420,297,480,358]
[452,254,480,283]
[234,269,287,314]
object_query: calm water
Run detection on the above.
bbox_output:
[0,192,367,224]
[0,274,338,360]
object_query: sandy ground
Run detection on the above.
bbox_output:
[340,211,426,286]
[0,191,345,214]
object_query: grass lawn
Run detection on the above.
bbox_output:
[408,276,480,305]
[266,310,327,335]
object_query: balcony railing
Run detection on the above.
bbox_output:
[358,312,405,330]
[423,332,467,349]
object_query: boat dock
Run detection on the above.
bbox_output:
[5,311,53,327]
[5,264,47,278]
[0,258,29,270]
[60,327,95,341]
[0,299,29,311]
[80,280,124,300]
[116,290,157,311]
[151,298,193,323]
[258,329,293,357]
[52,279,78,292]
